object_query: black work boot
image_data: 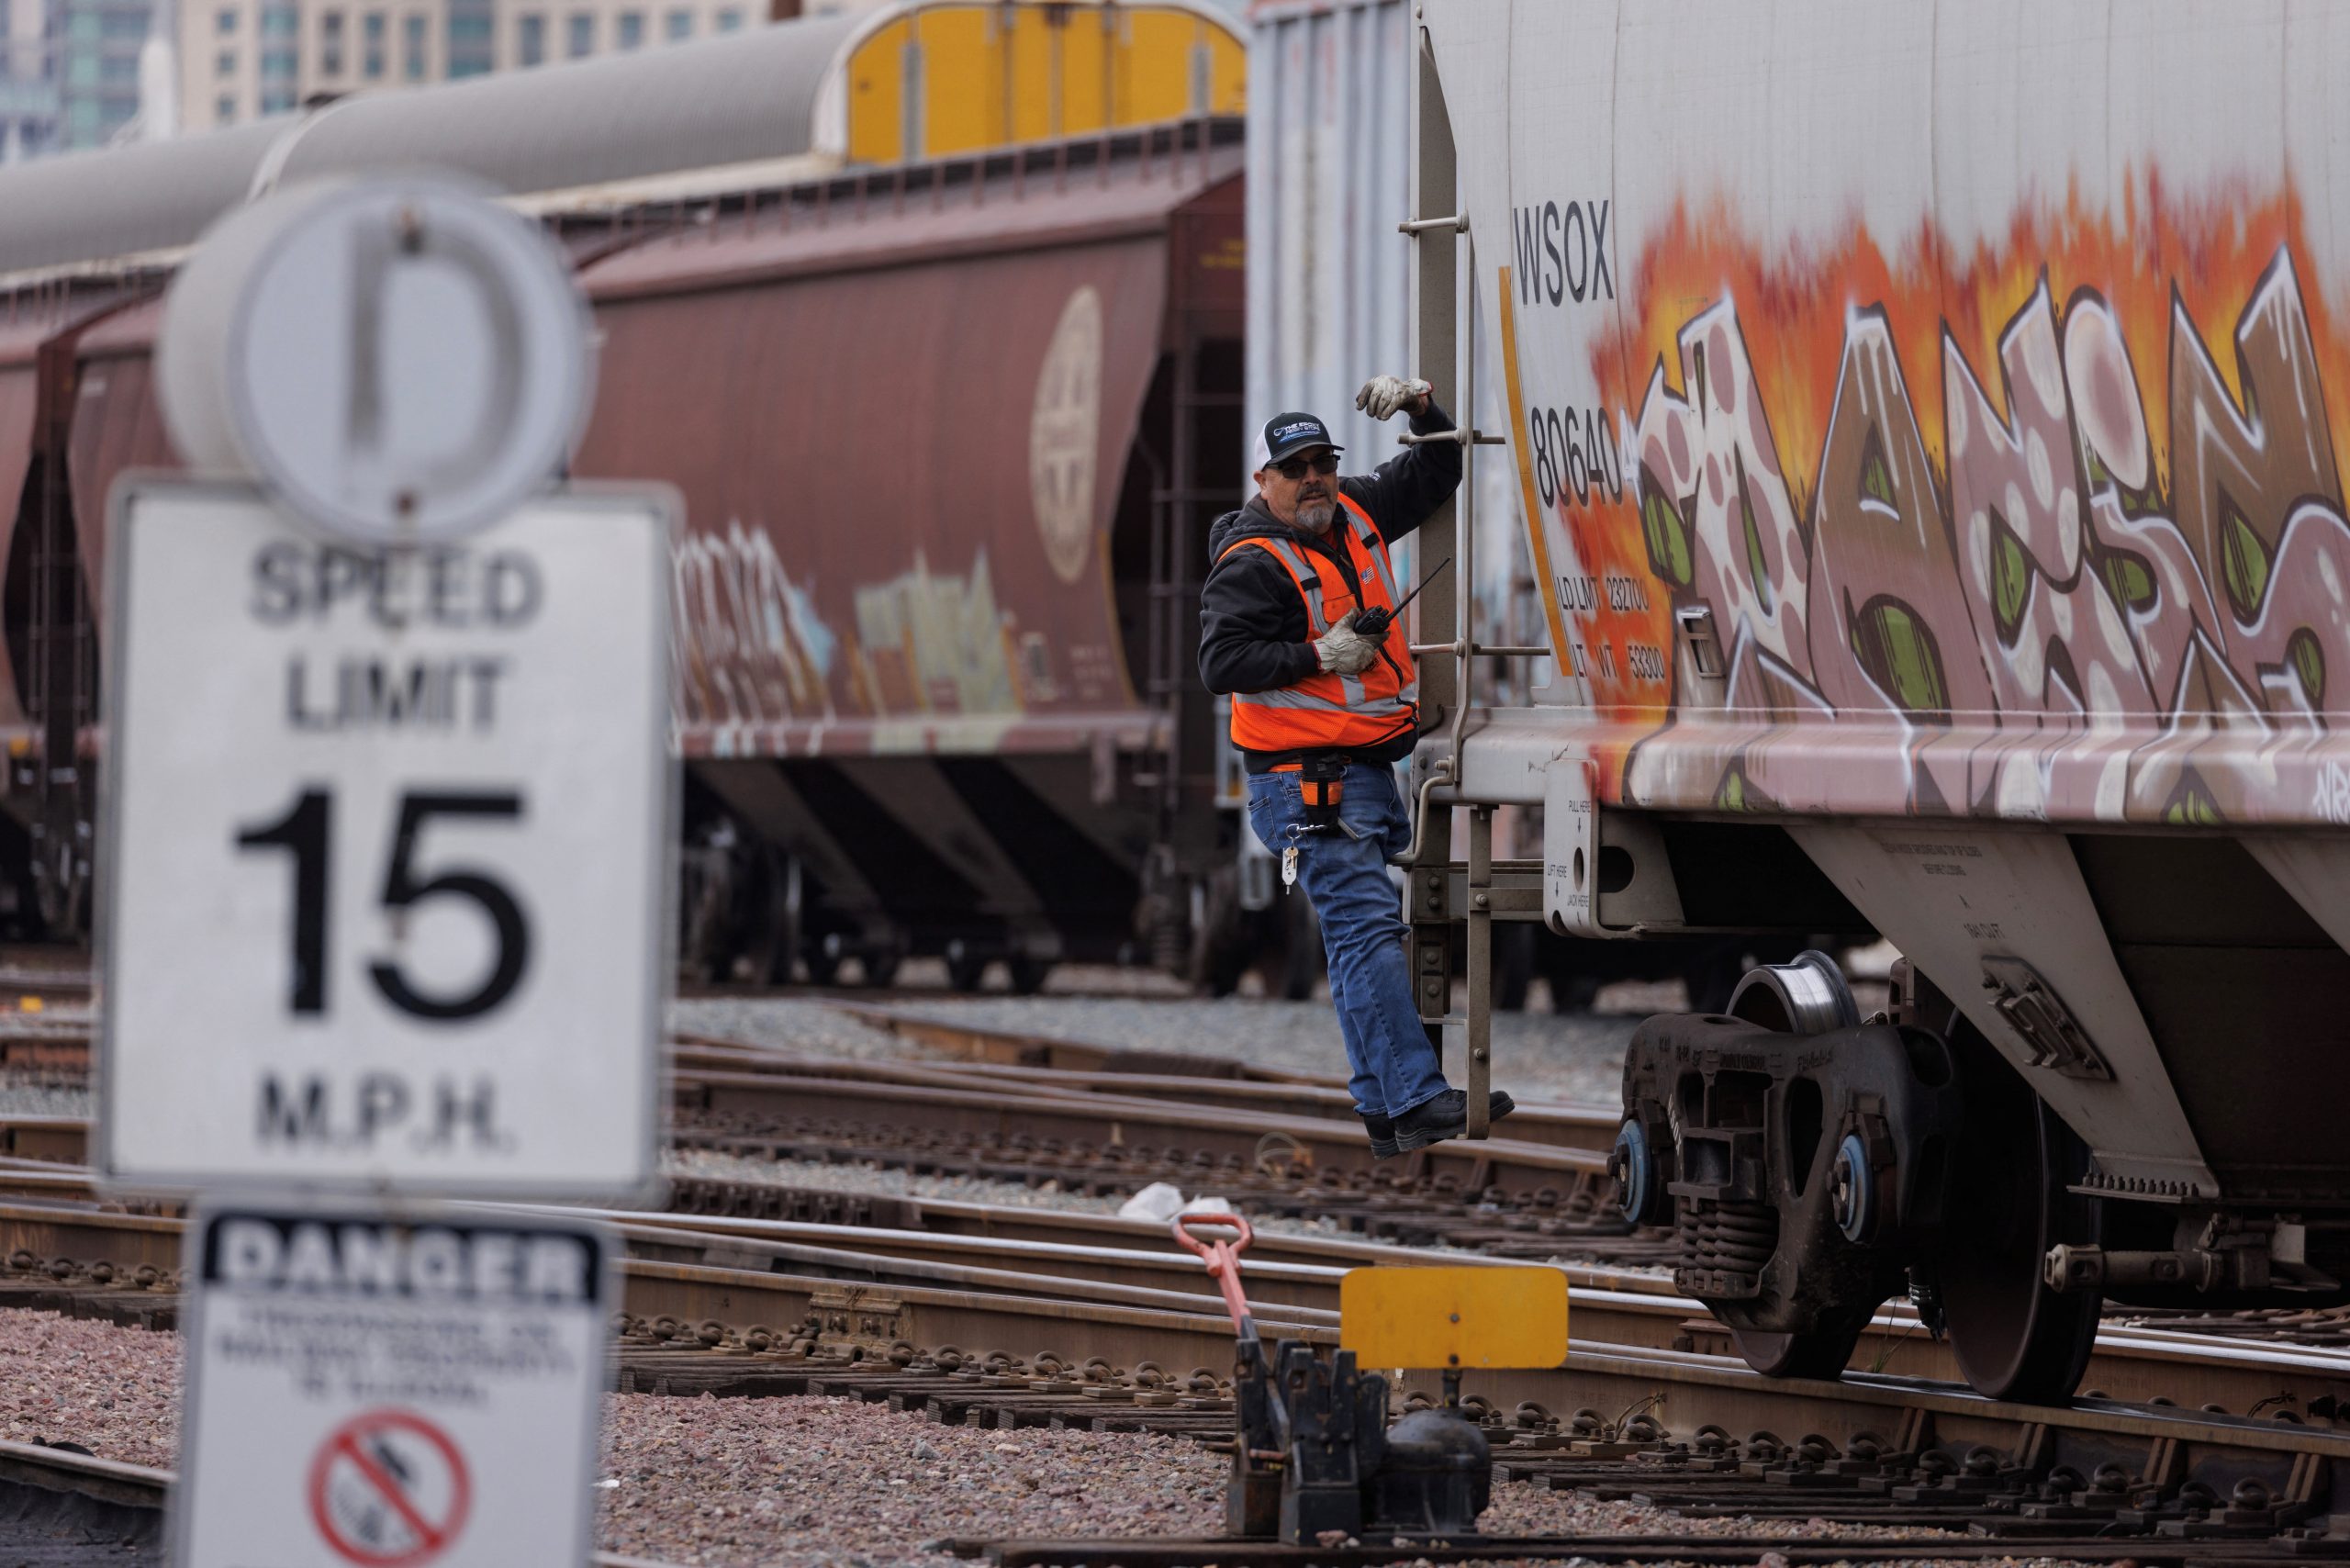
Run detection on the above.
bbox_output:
[1391,1089,1516,1151]
[1359,1111,1399,1159]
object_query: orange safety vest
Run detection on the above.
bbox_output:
[1218,494,1420,754]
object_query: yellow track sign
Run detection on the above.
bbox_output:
[1338,1267,1569,1370]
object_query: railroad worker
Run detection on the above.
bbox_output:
[1198,375,1516,1157]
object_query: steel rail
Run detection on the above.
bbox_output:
[0,1156,1636,1277]
[821,1004,1334,1081]
[7,1157,2350,1402]
[4,1037,1619,1159]
[0,1114,89,1163]
[0,1022,93,1075]
[676,1068,1607,1197]
[12,1187,2350,1560]
[814,1188,1643,1272]
[961,1536,2300,1566]
[676,1035,1619,1154]
[0,1197,1297,1371]
[657,1207,2350,1409]
[625,1310,2350,1566]
[442,1201,2350,1415]
[599,1214,1341,1327]
[0,1090,1593,1205]
[613,1256,2350,1465]
[0,1199,181,1271]
[9,1193,2350,1419]
[0,962,95,1001]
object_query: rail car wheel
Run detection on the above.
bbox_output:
[1937,1027,2100,1404]
[1729,1307,1874,1380]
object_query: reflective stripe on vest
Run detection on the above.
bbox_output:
[1233,686,1415,717]
[1348,508,1404,609]
[1249,535,1329,634]
[1215,494,1420,754]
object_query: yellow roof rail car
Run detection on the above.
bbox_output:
[821,0,1245,164]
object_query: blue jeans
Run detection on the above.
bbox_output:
[1247,763,1451,1120]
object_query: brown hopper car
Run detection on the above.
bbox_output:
[0,126,1248,991]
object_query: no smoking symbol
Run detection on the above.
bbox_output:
[307,1410,473,1566]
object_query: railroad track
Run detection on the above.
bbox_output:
[0,992,1360,1085]
[1,1003,1625,1155]
[682,1031,1620,1152]
[0,1437,688,1568]
[4,982,2318,1559]
[6,1179,2347,1413]
[7,1192,2350,1564]
[669,1025,1640,1261]
[0,967,94,1083]
[17,1035,2350,1366]
[3,1019,1647,1261]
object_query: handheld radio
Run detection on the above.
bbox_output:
[1350,554,1451,643]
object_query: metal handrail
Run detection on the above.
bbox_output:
[1397,428,1505,447]
[1407,643,1548,657]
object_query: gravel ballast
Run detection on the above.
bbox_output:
[663,1147,1130,1216]
[0,1071,87,1116]
[669,1000,935,1064]
[0,1310,181,1466]
[672,992,1638,1107]
[0,1307,2038,1566]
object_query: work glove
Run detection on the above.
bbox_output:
[1355,375,1433,421]
[1315,610,1380,677]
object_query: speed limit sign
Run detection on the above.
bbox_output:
[97,479,673,1197]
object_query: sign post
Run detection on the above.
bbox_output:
[94,174,669,1568]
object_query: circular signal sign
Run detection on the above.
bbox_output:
[307,1409,473,1566]
[157,175,593,545]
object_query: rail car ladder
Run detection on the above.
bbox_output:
[1140,148,1242,971]
[1398,33,1545,1140]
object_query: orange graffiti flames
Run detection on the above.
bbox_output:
[1564,179,2338,712]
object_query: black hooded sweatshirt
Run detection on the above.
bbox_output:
[1197,399,1462,773]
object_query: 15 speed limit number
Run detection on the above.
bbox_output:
[99,481,673,1196]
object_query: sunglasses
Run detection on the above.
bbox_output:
[1272,452,1339,480]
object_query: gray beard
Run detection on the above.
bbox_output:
[1293,498,1337,534]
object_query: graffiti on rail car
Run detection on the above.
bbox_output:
[670,523,1066,749]
[1525,183,2350,824]
[670,521,839,732]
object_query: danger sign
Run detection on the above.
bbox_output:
[173,1204,610,1568]
[308,1412,472,1566]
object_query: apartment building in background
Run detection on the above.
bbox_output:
[0,0,59,157]
[182,0,807,133]
[59,0,153,147]
[6,0,169,155]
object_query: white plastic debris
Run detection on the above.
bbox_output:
[1116,1182,1187,1223]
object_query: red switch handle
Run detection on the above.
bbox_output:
[1170,1211,1256,1335]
